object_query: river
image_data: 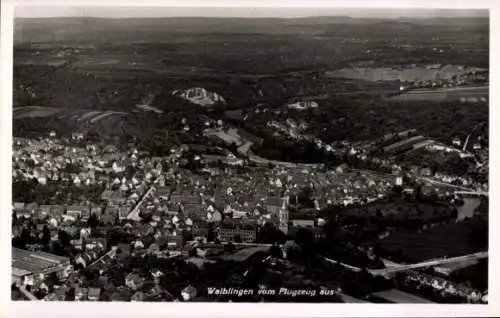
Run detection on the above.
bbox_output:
[457,198,481,221]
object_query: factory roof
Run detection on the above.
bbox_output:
[12,248,69,274]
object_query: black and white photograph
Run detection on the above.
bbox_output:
[4,1,493,310]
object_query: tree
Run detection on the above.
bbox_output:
[41,225,51,247]
[182,230,193,243]
[66,287,75,301]
[139,211,153,223]
[283,240,301,261]
[87,213,99,229]
[207,224,216,242]
[224,242,236,253]
[293,228,317,268]
[19,227,31,248]
[269,244,283,258]
[45,272,59,289]
[297,186,314,208]
[256,223,285,244]
[58,230,71,248]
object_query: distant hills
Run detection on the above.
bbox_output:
[14,16,489,43]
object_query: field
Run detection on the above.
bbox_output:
[203,128,243,146]
[326,65,485,82]
[12,106,130,139]
[12,16,489,161]
[13,106,127,122]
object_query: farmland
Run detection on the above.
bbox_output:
[13,106,127,122]
[12,16,489,155]
[327,65,485,82]
[12,106,130,140]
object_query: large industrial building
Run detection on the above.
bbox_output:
[11,247,72,286]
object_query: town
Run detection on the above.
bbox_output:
[11,122,488,303]
[11,10,489,304]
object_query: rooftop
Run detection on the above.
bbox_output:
[12,247,70,274]
[371,289,435,303]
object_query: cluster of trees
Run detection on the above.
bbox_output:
[398,150,487,184]
[377,215,487,263]
[322,195,456,229]
[12,218,75,257]
[250,134,341,164]
[449,258,488,292]
[12,179,105,205]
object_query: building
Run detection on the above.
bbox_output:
[51,205,66,218]
[279,208,289,234]
[66,206,90,220]
[265,197,285,217]
[183,203,205,220]
[101,190,127,204]
[118,206,132,220]
[88,287,101,301]
[395,176,403,187]
[13,202,26,212]
[12,248,71,286]
[218,220,258,243]
[290,215,315,228]
[101,212,117,225]
[156,186,172,199]
[125,273,145,291]
[181,285,197,301]
[75,287,88,301]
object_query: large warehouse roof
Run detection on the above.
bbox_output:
[12,247,70,274]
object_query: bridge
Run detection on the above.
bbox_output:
[323,251,488,277]
[454,190,488,197]
[371,251,488,276]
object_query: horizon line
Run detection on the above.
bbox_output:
[15,14,489,20]
[14,7,489,19]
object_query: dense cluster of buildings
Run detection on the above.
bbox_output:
[399,271,486,304]
[11,121,487,303]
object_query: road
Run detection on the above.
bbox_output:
[16,283,38,300]
[126,185,155,221]
[370,251,488,276]
[88,246,118,268]
[405,86,488,94]
[323,251,487,276]
[454,190,488,196]
[322,257,362,272]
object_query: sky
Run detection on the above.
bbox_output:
[15,7,489,19]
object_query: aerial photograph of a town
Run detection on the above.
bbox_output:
[10,6,489,304]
